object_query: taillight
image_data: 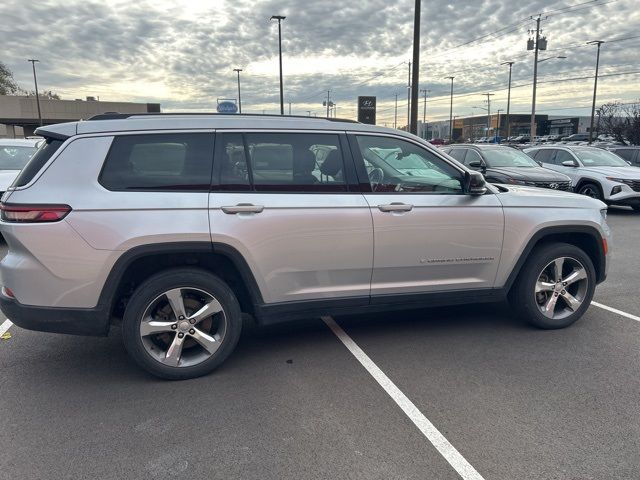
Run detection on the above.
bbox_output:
[0,203,71,223]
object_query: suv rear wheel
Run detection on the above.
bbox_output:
[511,243,596,329]
[122,268,242,380]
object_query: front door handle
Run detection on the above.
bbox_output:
[221,203,264,214]
[377,202,413,212]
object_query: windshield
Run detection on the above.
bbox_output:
[574,148,630,167]
[482,148,539,168]
[0,145,37,170]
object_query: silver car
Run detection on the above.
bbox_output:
[525,145,640,211]
[0,114,611,379]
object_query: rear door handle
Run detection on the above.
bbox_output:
[221,203,264,214]
[377,202,413,212]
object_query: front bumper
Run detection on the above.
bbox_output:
[0,292,110,336]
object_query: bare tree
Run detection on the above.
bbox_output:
[597,101,640,145]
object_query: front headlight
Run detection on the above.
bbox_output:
[606,177,625,183]
[601,208,608,220]
[505,178,527,185]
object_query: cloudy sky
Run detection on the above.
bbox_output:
[1,0,639,125]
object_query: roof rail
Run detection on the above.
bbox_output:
[87,112,360,123]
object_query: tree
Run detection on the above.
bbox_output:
[0,61,19,95]
[597,101,640,145]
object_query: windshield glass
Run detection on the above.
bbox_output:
[482,148,539,168]
[574,148,630,167]
[0,145,37,170]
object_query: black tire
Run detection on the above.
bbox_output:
[122,268,242,380]
[577,182,603,201]
[510,242,596,329]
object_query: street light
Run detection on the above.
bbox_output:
[420,88,430,139]
[500,61,514,140]
[27,59,42,126]
[530,55,566,140]
[270,15,286,115]
[444,76,455,142]
[587,40,605,143]
[233,68,243,113]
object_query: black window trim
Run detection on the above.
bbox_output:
[210,130,360,194]
[346,132,467,195]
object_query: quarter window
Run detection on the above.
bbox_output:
[355,135,463,193]
[100,133,214,191]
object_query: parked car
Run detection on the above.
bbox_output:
[428,138,445,145]
[510,135,531,144]
[561,133,590,142]
[609,146,640,167]
[525,145,640,211]
[442,144,572,190]
[0,139,39,196]
[0,114,610,379]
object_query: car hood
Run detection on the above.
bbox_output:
[494,184,606,209]
[487,166,570,181]
[578,166,640,178]
[0,170,20,191]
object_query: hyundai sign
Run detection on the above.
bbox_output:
[357,96,376,124]
[217,101,238,114]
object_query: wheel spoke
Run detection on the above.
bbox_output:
[543,294,559,316]
[561,291,582,311]
[140,320,175,337]
[190,328,220,355]
[163,333,186,366]
[563,267,587,286]
[165,288,187,320]
[535,280,555,293]
[188,299,223,325]
[553,258,565,282]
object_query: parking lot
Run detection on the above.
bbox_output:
[0,208,638,480]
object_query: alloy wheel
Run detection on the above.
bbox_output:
[534,256,589,320]
[139,287,227,368]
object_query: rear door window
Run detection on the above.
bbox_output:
[12,138,63,187]
[533,149,554,164]
[448,149,467,163]
[100,133,214,191]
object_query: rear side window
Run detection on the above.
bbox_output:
[215,132,347,192]
[12,138,63,188]
[448,149,467,163]
[613,149,634,162]
[100,133,214,191]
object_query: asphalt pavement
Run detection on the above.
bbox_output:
[0,207,639,480]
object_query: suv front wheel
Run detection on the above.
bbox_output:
[122,268,242,380]
[511,243,596,329]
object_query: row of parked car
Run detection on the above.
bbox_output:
[441,143,640,211]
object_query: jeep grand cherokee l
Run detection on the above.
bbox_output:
[0,114,610,379]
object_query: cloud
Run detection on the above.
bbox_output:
[0,0,638,121]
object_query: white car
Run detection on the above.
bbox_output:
[525,145,640,211]
[0,139,40,195]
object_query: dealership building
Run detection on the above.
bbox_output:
[0,95,161,138]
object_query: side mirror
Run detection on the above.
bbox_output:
[467,160,486,173]
[464,171,487,195]
[561,160,577,167]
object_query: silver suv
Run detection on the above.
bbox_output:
[0,114,611,379]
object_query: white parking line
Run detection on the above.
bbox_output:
[0,319,13,337]
[592,301,640,322]
[322,316,485,480]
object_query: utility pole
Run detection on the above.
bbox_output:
[233,68,243,113]
[409,0,421,135]
[394,94,398,129]
[406,61,411,131]
[420,88,430,139]
[587,40,605,144]
[326,90,330,118]
[270,15,286,115]
[496,109,503,141]
[27,59,42,126]
[288,101,292,115]
[445,76,455,142]
[482,93,494,139]
[529,15,544,141]
[501,61,514,140]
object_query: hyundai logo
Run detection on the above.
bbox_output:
[549,183,560,189]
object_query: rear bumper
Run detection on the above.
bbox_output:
[0,292,109,336]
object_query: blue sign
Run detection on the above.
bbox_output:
[217,101,238,114]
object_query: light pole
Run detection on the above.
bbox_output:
[500,61,514,140]
[587,40,604,143]
[233,68,242,113]
[407,61,411,130]
[394,94,398,129]
[420,88,430,139]
[27,59,42,126]
[270,15,286,115]
[409,0,421,135]
[482,93,494,139]
[445,76,455,142]
[496,109,503,141]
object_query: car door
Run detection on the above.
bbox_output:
[348,133,504,298]
[208,130,373,306]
